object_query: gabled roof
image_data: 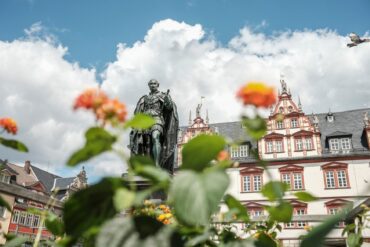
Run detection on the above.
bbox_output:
[0,160,19,175]
[52,177,74,191]
[326,131,352,137]
[310,108,370,150]
[31,165,61,193]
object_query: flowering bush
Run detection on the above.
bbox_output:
[1,82,355,247]
[0,117,18,135]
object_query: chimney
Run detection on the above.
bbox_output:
[24,160,31,174]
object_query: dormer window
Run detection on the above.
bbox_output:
[0,173,11,184]
[276,121,284,129]
[230,145,249,158]
[288,106,293,113]
[329,138,352,152]
[291,118,299,128]
[279,107,284,113]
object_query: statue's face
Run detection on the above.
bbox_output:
[148,81,159,92]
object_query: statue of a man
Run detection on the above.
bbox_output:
[129,79,178,174]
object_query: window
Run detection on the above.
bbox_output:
[230,146,239,158]
[305,138,313,150]
[329,139,339,151]
[0,206,6,218]
[329,138,352,152]
[239,145,248,157]
[285,205,307,228]
[242,175,262,192]
[266,141,273,153]
[0,173,11,184]
[341,138,351,150]
[12,210,20,223]
[230,145,249,158]
[32,215,40,228]
[275,140,283,152]
[26,213,33,226]
[281,172,304,190]
[291,119,299,128]
[322,162,350,189]
[326,199,348,227]
[249,209,264,217]
[19,211,26,225]
[276,121,284,129]
[279,165,305,190]
[240,167,264,192]
[295,138,303,151]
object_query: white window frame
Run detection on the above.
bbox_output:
[291,118,298,128]
[276,121,284,129]
[12,210,20,223]
[239,145,249,158]
[275,140,283,152]
[266,141,273,153]
[0,173,11,184]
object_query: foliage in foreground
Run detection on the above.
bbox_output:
[0,84,366,247]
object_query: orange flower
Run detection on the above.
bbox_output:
[96,98,127,123]
[217,150,229,161]
[236,82,276,108]
[73,88,108,111]
[0,118,18,135]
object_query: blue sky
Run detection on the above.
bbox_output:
[1,0,369,73]
[1,0,370,182]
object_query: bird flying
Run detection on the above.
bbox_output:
[347,32,370,47]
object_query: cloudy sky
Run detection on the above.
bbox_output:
[1,0,369,182]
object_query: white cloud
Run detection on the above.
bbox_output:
[1,20,370,180]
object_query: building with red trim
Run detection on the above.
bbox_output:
[177,79,370,246]
[0,160,87,245]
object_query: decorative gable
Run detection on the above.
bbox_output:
[239,167,264,175]
[289,200,307,207]
[325,199,351,207]
[292,130,314,137]
[279,164,304,172]
[321,162,348,170]
[244,202,265,209]
[264,132,284,140]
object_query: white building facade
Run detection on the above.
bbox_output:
[177,80,370,246]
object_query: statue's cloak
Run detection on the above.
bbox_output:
[129,93,178,174]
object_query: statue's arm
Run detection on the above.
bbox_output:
[134,96,146,114]
[163,93,173,110]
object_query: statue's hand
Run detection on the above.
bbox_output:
[163,94,172,108]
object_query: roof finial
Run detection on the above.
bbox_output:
[298,96,302,111]
[206,109,209,124]
[189,110,192,125]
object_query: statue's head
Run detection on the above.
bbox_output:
[148,79,159,92]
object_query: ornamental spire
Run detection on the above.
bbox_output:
[298,96,302,112]
[206,109,209,124]
[189,110,192,125]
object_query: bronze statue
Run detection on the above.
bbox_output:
[129,79,178,174]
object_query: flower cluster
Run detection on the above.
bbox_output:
[217,150,230,161]
[74,88,127,125]
[236,82,276,108]
[134,200,173,225]
[0,117,18,135]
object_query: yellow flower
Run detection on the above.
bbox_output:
[157,214,166,221]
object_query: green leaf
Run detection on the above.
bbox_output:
[0,195,11,211]
[301,211,345,247]
[261,181,288,201]
[242,116,267,140]
[254,232,277,247]
[267,201,293,223]
[169,169,229,226]
[113,188,135,211]
[129,155,156,168]
[96,216,185,247]
[342,223,356,236]
[294,191,317,202]
[181,134,226,172]
[224,194,249,222]
[0,137,28,152]
[347,233,362,247]
[124,113,156,130]
[45,212,64,236]
[67,127,116,166]
[3,236,28,247]
[63,177,127,243]
[134,165,171,185]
